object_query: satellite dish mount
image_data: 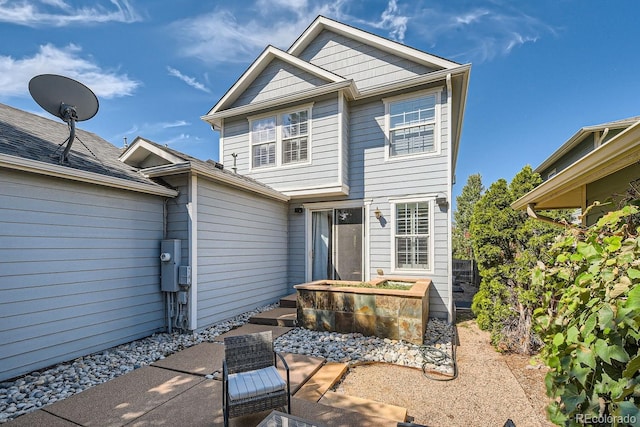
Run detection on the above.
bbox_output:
[28,74,99,164]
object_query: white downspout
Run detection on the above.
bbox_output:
[446,73,454,323]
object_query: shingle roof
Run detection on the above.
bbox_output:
[0,102,165,188]
[133,136,285,196]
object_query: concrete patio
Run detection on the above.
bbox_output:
[5,319,405,427]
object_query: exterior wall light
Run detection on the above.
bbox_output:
[374,207,382,219]
[436,194,448,208]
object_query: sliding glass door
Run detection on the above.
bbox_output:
[311,207,363,281]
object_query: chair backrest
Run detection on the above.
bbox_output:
[224,330,274,374]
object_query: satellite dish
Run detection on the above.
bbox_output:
[28,74,99,164]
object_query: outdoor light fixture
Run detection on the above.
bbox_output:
[435,194,448,208]
[374,207,382,219]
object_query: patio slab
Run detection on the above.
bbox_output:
[278,353,325,394]
[152,342,224,376]
[319,391,407,422]
[249,307,297,327]
[5,409,77,427]
[294,362,348,402]
[212,324,293,342]
[291,397,398,427]
[43,366,203,426]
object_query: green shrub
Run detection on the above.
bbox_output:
[535,205,640,426]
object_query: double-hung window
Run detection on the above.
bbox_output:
[251,116,276,168]
[386,91,439,158]
[394,201,430,270]
[250,106,311,168]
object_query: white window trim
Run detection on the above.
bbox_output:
[383,88,442,162]
[389,196,434,274]
[248,103,314,171]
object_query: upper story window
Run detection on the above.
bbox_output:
[250,106,311,169]
[385,90,441,159]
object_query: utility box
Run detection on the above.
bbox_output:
[160,239,181,292]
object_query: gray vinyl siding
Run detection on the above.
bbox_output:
[222,97,343,192]
[195,178,288,328]
[162,175,191,267]
[231,58,328,108]
[298,30,434,91]
[349,92,451,319]
[540,134,596,180]
[0,169,165,381]
[287,205,306,291]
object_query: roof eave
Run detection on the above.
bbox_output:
[141,162,290,202]
[0,153,178,197]
[512,120,640,211]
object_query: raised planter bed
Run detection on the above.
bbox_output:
[294,278,430,345]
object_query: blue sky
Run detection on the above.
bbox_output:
[1,0,639,204]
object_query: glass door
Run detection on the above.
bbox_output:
[311,207,363,281]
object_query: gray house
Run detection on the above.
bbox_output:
[0,106,290,381]
[0,16,470,382]
[202,16,470,320]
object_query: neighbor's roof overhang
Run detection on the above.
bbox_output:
[512,119,640,210]
[141,162,290,202]
[0,153,178,197]
[534,116,640,174]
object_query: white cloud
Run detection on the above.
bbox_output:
[355,0,409,43]
[412,4,555,63]
[0,43,139,99]
[169,0,348,64]
[0,0,141,27]
[161,120,190,129]
[167,66,210,93]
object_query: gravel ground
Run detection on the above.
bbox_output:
[334,317,553,427]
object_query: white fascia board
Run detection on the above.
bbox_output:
[534,119,640,173]
[119,136,185,166]
[283,183,350,199]
[512,120,640,210]
[206,45,345,117]
[201,80,358,128]
[0,153,178,197]
[141,162,290,202]
[289,16,461,70]
[358,64,471,100]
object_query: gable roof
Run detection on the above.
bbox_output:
[288,15,461,70]
[512,117,640,211]
[534,115,640,174]
[0,103,177,197]
[205,45,348,118]
[202,16,470,129]
[121,137,289,202]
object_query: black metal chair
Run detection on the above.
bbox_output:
[222,331,290,427]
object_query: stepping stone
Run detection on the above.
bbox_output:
[7,409,77,426]
[294,362,348,402]
[320,391,407,422]
[213,324,293,342]
[249,307,297,327]
[43,366,203,426]
[279,293,298,308]
[278,353,325,394]
[152,342,224,376]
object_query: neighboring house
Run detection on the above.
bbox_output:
[201,16,471,320]
[0,105,290,381]
[512,116,640,225]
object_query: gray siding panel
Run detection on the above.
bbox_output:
[223,97,343,192]
[298,30,434,91]
[0,170,166,381]
[195,179,288,328]
[231,58,328,108]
